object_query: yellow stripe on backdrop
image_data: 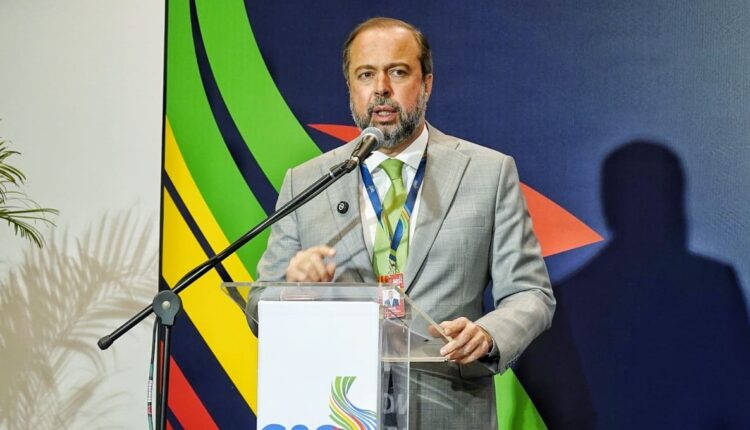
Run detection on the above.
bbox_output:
[163,118,258,412]
[164,119,255,286]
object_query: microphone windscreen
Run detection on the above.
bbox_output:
[360,127,384,150]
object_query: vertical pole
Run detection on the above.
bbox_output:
[152,290,182,430]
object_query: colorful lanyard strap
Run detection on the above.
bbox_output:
[360,155,427,269]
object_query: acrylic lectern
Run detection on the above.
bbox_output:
[222,282,451,430]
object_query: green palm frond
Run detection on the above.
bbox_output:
[0,141,25,190]
[0,142,25,180]
[0,156,25,185]
[0,138,58,247]
[1,206,59,248]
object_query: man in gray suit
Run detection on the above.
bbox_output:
[253,17,555,429]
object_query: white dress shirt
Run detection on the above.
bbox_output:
[359,126,428,257]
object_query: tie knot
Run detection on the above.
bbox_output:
[380,158,404,182]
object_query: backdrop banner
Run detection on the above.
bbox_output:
[162,1,750,429]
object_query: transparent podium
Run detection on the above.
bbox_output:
[222,282,451,430]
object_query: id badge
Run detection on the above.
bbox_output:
[378,272,406,318]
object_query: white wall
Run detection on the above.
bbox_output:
[0,1,164,428]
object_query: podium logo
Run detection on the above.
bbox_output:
[329,376,377,430]
[262,376,376,430]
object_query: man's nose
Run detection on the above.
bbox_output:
[374,72,392,97]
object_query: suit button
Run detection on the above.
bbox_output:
[337,201,349,214]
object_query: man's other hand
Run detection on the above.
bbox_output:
[429,317,493,364]
[285,246,336,282]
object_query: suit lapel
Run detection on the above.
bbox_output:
[405,128,469,289]
[320,142,373,282]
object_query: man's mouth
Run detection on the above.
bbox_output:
[371,105,398,121]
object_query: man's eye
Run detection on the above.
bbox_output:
[390,69,407,78]
[358,71,373,80]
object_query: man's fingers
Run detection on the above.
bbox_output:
[308,256,328,281]
[440,317,468,337]
[438,318,472,355]
[437,318,492,364]
[440,329,471,356]
[447,333,485,362]
[286,268,304,282]
[428,325,444,338]
[308,247,335,281]
[456,346,487,365]
[286,246,337,282]
[325,262,336,280]
[457,332,485,360]
[310,245,336,257]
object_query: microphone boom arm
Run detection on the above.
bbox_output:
[97,160,356,350]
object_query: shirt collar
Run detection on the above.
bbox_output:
[364,125,429,173]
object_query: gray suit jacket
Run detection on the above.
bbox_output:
[252,125,555,428]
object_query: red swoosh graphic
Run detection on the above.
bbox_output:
[308,123,603,257]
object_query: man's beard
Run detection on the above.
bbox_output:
[350,87,428,149]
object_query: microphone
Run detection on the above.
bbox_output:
[346,127,384,168]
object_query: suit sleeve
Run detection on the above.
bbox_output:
[246,168,302,335]
[472,155,556,374]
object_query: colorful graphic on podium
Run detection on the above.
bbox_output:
[261,376,375,430]
[329,376,377,430]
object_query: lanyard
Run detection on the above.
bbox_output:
[360,155,427,269]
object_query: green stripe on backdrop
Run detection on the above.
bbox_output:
[166,0,269,267]
[195,0,321,189]
[496,370,547,429]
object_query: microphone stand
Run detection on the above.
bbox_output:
[97,159,358,430]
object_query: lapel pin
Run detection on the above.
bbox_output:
[337,201,349,214]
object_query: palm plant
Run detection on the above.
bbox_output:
[0,138,58,247]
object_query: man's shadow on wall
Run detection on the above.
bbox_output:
[516,141,750,429]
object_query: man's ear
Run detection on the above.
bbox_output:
[424,73,434,99]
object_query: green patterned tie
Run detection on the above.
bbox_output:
[372,158,409,277]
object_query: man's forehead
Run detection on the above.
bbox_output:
[349,26,421,67]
